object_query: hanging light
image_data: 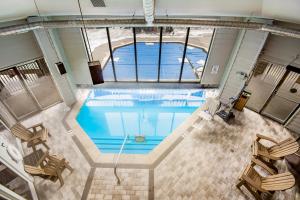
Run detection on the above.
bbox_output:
[77,0,104,84]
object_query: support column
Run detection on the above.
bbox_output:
[219,30,268,105]
[33,28,76,107]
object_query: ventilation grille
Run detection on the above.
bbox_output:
[90,0,105,7]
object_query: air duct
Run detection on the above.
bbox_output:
[0,18,300,39]
[143,0,154,25]
[261,24,300,39]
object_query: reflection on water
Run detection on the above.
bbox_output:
[78,89,207,138]
[76,89,214,154]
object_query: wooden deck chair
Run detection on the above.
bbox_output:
[237,164,295,200]
[24,151,73,186]
[11,122,50,151]
[253,134,299,160]
[198,97,220,120]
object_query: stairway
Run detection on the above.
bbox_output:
[91,136,165,154]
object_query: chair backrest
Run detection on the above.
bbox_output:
[269,138,299,158]
[42,153,66,176]
[205,97,221,116]
[10,123,31,141]
[252,141,269,157]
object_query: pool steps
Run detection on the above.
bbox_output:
[91,136,165,154]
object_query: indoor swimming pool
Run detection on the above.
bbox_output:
[76,89,207,154]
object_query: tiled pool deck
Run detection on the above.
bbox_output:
[17,88,299,200]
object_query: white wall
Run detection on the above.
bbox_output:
[0,31,39,127]
[0,0,143,22]
[260,34,300,68]
[1,0,300,23]
[58,28,93,85]
[220,30,269,104]
[0,31,43,69]
[261,0,300,24]
[156,0,262,17]
[201,29,239,86]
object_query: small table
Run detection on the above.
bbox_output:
[23,149,45,167]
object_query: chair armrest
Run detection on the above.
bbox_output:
[259,151,281,160]
[242,174,268,193]
[251,157,276,175]
[256,134,278,144]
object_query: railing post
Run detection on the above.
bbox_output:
[113,134,129,185]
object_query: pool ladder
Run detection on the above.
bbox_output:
[113,134,129,185]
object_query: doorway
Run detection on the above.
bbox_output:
[0,58,62,119]
[245,62,300,124]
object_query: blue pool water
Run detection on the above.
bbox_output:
[103,42,207,81]
[77,89,206,154]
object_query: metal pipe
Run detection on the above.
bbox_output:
[143,0,154,25]
[113,133,129,185]
[154,19,263,29]
[261,24,300,39]
[80,28,91,61]
[0,18,300,39]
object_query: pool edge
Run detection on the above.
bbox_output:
[66,89,203,168]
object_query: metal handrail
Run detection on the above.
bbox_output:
[113,134,129,185]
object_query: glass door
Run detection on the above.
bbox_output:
[261,69,300,123]
[0,161,33,200]
[245,61,286,112]
[17,58,62,109]
[0,68,39,119]
[0,58,62,119]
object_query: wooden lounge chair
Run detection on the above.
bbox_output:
[252,134,299,162]
[24,151,73,186]
[198,97,220,121]
[237,164,295,200]
[11,122,50,151]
